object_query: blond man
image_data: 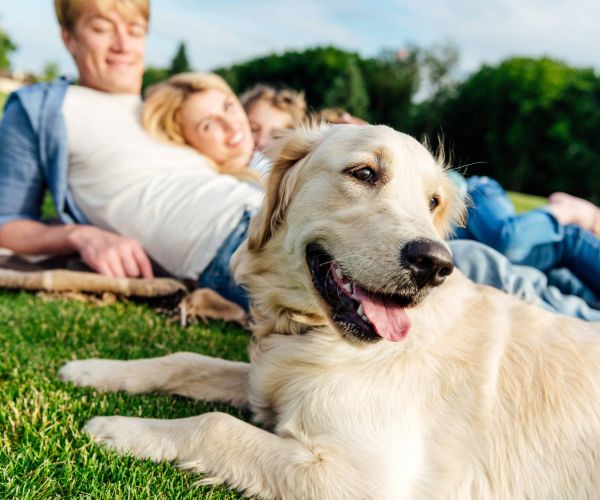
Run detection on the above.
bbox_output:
[0,0,153,278]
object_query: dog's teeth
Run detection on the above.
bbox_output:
[357,304,364,316]
[334,267,344,280]
[342,283,352,294]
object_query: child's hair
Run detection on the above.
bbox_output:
[240,84,307,125]
[142,72,260,184]
[54,0,150,33]
[311,107,367,125]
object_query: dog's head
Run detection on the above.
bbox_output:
[233,124,465,343]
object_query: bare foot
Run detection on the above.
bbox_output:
[548,192,600,234]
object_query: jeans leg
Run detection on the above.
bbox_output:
[520,225,600,296]
[463,176,563,261]
[449,240,600,321]
[198,212,252,311]
[547,268,600,308]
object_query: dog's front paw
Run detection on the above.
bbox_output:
[59,359,128,392]
[85,416,179,462]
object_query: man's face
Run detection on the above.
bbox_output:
[62,4,147,94]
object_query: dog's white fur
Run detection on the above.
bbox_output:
[60,125,600,499]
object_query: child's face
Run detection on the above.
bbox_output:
[247,99,294,152]
[180,89,255,171]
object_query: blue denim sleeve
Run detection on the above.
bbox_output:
[0,96,45,226]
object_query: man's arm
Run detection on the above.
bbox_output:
[0,219,153,278]
[0,90,153,278]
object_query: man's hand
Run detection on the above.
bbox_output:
[0,220,154,278]
[67,225,153,278]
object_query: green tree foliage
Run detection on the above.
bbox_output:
[408,42,460,139]
[322,57,369,118]
[0,27,17,71]
[142,42,192,92]
[39,61,60,82]
[169,41,191,75]
[142,66,169,92]
[422,57,600,201]
[359,49,420,129]
[216,46,355,109]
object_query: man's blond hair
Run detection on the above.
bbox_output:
[54,0,150,33]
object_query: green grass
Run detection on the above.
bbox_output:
[0,292,249,498]
[0,92,6,112]
[508,191,547,213]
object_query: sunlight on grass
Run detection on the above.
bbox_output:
[508,191,547,213]
[0,292,248,498]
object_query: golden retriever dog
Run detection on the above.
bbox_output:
[60,125,600,499]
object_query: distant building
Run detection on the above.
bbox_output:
[0,70,35,94]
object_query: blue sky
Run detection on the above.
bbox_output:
[1,0,598,78]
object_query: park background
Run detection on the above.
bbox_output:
[0,1,598,497]
[1,0,599,201]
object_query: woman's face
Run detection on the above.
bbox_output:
[247,99,294,152]
[180,89,254,171]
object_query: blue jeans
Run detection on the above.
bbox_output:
[198,211,251,311]
[453,176,600,300]
[450,240,600,321]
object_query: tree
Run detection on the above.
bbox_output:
[0,27,17,71]
[407,41,461,143]
[142,66,169,92]
[359,48,421,129]
[433,57,600,202]
[169,41,191,75]
[39,61,60,82]
[322,58,369,119]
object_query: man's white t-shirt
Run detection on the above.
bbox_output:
[63,86,263,279]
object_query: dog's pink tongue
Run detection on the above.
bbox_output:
[354,286,410,341]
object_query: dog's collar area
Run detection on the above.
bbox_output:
[306,243,411,343]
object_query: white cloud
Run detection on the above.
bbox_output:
[391,0,600,72]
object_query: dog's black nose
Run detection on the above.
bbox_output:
[401,239,454,288]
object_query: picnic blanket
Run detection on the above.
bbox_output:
[0,251,248,328]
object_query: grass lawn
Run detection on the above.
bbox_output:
[0,293,249,498]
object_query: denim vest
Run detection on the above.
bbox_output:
[0,76,88,226]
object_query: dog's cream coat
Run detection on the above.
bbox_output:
[61,125,600,499]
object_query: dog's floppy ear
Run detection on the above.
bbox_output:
[248,126,329,251]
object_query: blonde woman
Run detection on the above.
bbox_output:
[143,72,263,182]
[240,84,307,152]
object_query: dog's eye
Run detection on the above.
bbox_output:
[429,196,440,211]
[351,167,378,183]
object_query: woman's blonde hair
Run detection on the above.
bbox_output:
[143,72,234,146]
[143,72,260,183]
[54,0,150,33]
[240,84,307,125]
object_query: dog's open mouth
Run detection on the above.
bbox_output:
[306,244,412,343]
